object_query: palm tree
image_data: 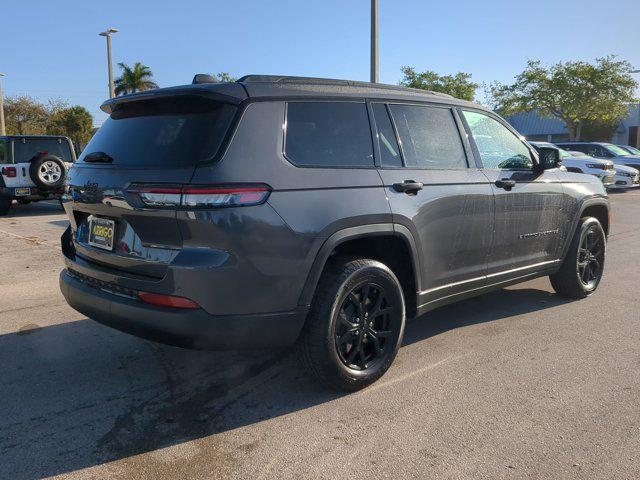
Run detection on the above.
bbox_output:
[114,62,158,96]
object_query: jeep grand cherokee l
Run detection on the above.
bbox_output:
[60,75,610,390]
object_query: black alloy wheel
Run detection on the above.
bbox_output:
[577,224,605,289]
[335,283,396,371]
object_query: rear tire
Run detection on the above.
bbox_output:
[0,196,11,215]
[550,217,606,298]
[298,257,406,391]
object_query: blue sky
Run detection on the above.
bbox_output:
[2,0,639,126]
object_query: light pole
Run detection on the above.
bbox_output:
[0,73,5,136]
[370,0,378,83]
[632,69,640,149]
[99,28,119,98]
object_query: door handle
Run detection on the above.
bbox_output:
[495,179,516,191]
[392,180,424,194]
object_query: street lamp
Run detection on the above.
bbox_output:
[0,73,5,136]
[99,28,119,99]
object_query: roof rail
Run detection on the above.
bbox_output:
[236,74,453,98]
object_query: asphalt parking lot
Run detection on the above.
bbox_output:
[1,192,639,480]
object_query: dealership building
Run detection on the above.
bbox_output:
[506,105,640,146]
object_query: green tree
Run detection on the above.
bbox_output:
[47,106,94,149]
[489,56,638,141]
[216,72,236,82]
[4,96,49,135]
[399,66,478,101]
[114,62,158,96]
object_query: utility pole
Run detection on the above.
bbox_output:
[633,70,640,149]
[0,73,5,136]
[99,28,119,98]
[370,0,378,83]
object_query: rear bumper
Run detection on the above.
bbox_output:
[0,186,62,199]
[60,269,308,350]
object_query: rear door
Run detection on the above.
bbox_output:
[66,95,238,278]
[460,109,566,276]
[372,102,494,307]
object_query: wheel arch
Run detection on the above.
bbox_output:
[298,224,421,318]
[560,197,610,261]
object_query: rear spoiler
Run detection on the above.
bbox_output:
[100,83,248,115]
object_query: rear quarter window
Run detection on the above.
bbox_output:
[284,102,374,167]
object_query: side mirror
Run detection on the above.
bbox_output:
[536,147,561,170]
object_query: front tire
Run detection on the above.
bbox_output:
[298,257,406,391]
[550,217,606,298]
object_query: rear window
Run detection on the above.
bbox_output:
[79,96,236,166]
[389,105,467,169]
[13,138,74,164]
[284,102,374,167]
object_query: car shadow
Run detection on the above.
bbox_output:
[3,201,65,218]
[0,284,570,480]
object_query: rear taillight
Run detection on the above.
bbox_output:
[127,184,271,209]
[1,167,16,178]
[139,291,200,309]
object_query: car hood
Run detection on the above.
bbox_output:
[615,164,639,174]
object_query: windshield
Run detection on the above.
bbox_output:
[13,138,74,163]
[558,149,571,159]
[79,97,237,167]
[603,144,631,156]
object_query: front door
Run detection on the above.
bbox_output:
[371,102,495,309]
[460,109,566,277]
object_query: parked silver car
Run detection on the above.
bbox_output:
[556,142,640,171]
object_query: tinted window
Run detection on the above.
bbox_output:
[372,104,402,167]
[389,105,466,169]
[79,97,236,167]
[285,102,374,167]
[0,140,7,163]
[462,110,533,170]
[13,138,74,163]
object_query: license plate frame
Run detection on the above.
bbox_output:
[14,187,31,196]
[87,216,116,251]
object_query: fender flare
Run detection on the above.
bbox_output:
[560,196,609,261]
[297,223,422,307]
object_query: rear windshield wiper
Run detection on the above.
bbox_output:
[84,151,114,163]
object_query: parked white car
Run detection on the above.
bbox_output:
[611,163,640,189]
[529,142,615,188]
[0,135,75,215]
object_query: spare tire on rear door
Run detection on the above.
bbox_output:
[29,155,66,190]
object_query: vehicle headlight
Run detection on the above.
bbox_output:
[586,163,605,170]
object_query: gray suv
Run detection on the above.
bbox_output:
[60,75,610,390]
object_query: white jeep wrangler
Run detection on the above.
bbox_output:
[0,135,75,215]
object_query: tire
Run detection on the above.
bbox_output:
[0,196,11,215]
[550,217,606,299]
[298,257,406,391]
[29,155,66,190]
